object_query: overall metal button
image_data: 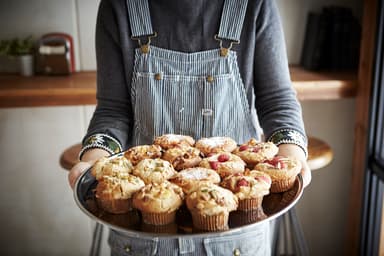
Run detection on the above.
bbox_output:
[206,75,214,83]
[155,73,162,80]
[233,248,241,256]
[124,245,131,252]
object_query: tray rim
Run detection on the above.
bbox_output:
[74,153,304,239]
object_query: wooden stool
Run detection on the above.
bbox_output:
[59,142,103,256]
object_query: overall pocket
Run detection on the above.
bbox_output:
[133,71,256,141]
[203,225,271,256]
[108,230,158,256]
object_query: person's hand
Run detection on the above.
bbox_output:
[277,143,311,188]
[68,148,110,190]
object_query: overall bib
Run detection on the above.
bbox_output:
[108,0,271,255]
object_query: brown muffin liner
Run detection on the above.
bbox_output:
[191,212,229,231]
[229,207,267,226]
[270,175,296,193]
[238,197,263,211]
[141,222,178,234]
[96,197,132,214]
[141,211,176,225]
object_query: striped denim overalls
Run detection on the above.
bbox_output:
[108,0,271,255]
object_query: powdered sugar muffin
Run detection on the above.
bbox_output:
[186,183,238,231]
[169,167,221,194]
[91,155,133,180]
[233,139,279,166]
[195,136,237,156]
[124,144,162,166]
[154,134,195,149]
[95,173,145,214]
[162,145,202,171]
[220,173,271,210]
[132,181,184,225]
[199,152,246,178]
[132,158,177,184]
[254,156,301,193]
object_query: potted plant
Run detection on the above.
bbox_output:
[0,36,35,76]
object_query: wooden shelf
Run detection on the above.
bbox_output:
[290,65,358,100]
[0,66,358,108]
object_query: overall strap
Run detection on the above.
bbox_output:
[216,0,248,56]
[126,0,154,37]
[126,0,157,53]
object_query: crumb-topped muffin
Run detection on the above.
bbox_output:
[254,156,301,193]
[169,167,221,194]
[154,134,195,149]
[124,144,162,166]
[132,181,184,225]
[91,156,133,180]
[195,136,237,156]
[162,145,202,171]
[199,152,246,178]
[220,173,271,210]
[95,173,145,214]
[132,158,177,184]
[186,183,238,231]
[233,139,279,166]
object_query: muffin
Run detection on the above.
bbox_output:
[91,155,134,180]
[124,144,162,165]
[95,173,145,214]
[233,139,279,166]
[185,183,238,231]
[169,167,221,194]
[132,158,177,184]
[199,152,246,178]
[220,173,271,211]
[132,181,184,225]
[162,145,202,171]
[253,156,301,193]
[154,134,195,149]
[195,136,237,156]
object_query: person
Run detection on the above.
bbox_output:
[69,0,311,255]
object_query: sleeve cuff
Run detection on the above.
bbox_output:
[267,129,308,158]
[79,133,123,160]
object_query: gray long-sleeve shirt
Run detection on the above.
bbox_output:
[85,0,306,150]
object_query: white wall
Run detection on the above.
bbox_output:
[0,0,360,255]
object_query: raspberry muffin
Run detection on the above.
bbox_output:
[220,173,271,211]
[154,134,195,149]
[95,173,145,214]
[162,145,202,171]
[233,139,279,166]
[132,158,177,184]
[195,136,237,156]
[253,156,301,193]
[124,144,162,166]
[199,152,246,178]
[132,181,184,225]
[169,167,221,194]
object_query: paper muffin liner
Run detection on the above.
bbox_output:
[141,222,178,234]
[191,212,229,231]
[238,197,263,211]
[140,211,176,225]
[96,197,132,214]
[270,175,297,193]
[229,207,268,226]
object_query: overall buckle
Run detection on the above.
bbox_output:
[214,34,240,57]
[131,32,157,54]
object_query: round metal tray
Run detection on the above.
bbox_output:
[74,161,303,239]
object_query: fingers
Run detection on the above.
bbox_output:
[300,161,312,188]
[68,161,92,190]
